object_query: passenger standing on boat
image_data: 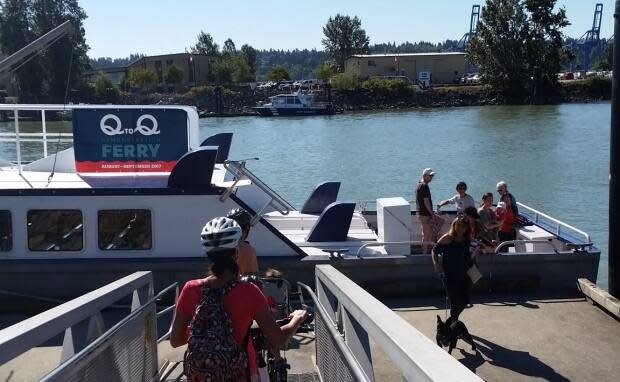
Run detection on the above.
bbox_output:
[432,216,479,320]
[169,217,307,382]
[496,181,519,216]
[437,181,476,214]
[478,193,500,244]
[227,208,259,275]
[495,202,516,253]
[416,168,444,254]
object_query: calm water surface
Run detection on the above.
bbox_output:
[201,104,611,288]
[0,103,612,288]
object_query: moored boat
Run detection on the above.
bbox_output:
[252,91,333,116]
[0,104,600,310]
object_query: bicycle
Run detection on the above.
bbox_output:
[244,276,314,382]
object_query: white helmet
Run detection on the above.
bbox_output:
[201,217,242,252]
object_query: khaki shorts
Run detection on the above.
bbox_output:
[419,215,441,243]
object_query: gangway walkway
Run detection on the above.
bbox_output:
[2,268,618,381]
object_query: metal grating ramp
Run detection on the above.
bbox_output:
[288,372,321,382]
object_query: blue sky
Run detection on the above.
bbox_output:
[82,0,615,58]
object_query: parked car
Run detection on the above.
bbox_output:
[563,72,574,80]
[278,81,294,90]
[299,79,321,89]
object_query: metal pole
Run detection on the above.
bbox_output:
[41,110,48,157]
[609,0,620,297]
[14,109,21,175]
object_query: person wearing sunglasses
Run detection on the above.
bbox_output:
[437,181,475,215]
[415,168,444,254]
[496,181,518,216]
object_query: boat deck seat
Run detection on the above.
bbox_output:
[282,228,378,244]
[264,211,368,231]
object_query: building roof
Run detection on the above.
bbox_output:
[128,52,210,66]
[348,52,466,59]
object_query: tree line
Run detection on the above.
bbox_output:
[1,0,614,104]
[0,0,89,102]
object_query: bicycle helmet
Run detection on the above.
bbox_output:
[226,208,252,231]
[200,217,242,252]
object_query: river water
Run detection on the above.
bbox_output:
[201,103,611,288]
[0,103,612,288]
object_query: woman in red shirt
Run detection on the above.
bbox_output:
[169,217,306,381]
[495,201,516,253]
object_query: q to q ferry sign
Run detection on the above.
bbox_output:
[72,109,188,173]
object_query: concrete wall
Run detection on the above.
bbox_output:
[345,53,467,84]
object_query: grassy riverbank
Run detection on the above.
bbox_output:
[82,77,611,115]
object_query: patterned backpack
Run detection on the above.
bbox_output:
[184,280,249,382]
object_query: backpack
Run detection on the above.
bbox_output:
[184,280,249,382]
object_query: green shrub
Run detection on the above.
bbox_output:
[94,74,119,102]
[331,73,360,90]
[362,76,412,95]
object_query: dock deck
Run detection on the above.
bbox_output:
[154,291,620,381]
[1,290,619,381]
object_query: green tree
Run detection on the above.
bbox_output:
[192,31,219,57]
[314,63,334,81]
[0,0,90,102]
[598,43,613,70]
[33,0,90,102]
[94,74,118,102]
[322,14,369,72]
[0,0,44,101]
[240,44,257,77]
[212,59,234,85]
[232,57,253,83]
[266,66,290,82]
[164,64,184,87]
[467,0,569,102]
[128,67,156,89]
[222,38,236,56]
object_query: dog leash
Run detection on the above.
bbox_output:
[438,272,449,320]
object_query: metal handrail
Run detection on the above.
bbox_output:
[223,160,295,215]
[296,282,371,382]
[494,240,560,254]
[155,282,179,343]
[517,202,591,243]
[0,271,153,366]
[356,240,437,258]
[314,265,482,381]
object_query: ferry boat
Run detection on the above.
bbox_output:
[252,91,334,116]
[0,104,599,307]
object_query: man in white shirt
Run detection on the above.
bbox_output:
[437,181,475,214]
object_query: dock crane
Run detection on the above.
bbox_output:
[571,3,604,72]
[0,20,74,76]
[455,5,481,52]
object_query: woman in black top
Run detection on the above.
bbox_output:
[432,216,479,320]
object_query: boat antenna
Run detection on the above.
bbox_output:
[46,38,75,187]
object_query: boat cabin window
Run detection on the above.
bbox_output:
[0,210,12,251]
[286,96,295,104]
[27,210,83,251]
[98,210,152,250]
[295,98,302,104]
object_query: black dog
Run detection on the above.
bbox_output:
[436,315,476,354]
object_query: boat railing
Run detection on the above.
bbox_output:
[0,105,76,170]
[222,159,295,216]
[0,271,177,381]
[517,202,591,244]
[356,240,437,258]
[494,240,559,254]
[305,265,482,382]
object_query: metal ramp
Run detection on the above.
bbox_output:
[1,268,482,381]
